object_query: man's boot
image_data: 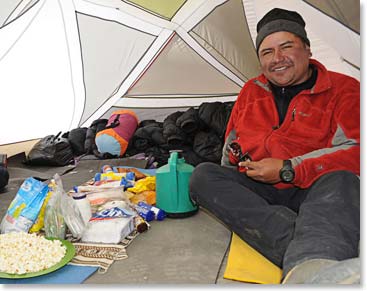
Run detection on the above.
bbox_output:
[282,259,338,284]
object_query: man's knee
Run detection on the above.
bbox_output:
[311,171,359,202]
[189,162,220,202]
[190,162,214,185]
[318,170,359,185]
[190,162,219,184]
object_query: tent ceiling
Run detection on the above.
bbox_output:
[0,0,23,27]
[122,0,187,20]
[0,0,81,144]
[304,0,360,33]
[0,0,40,27]
[190,0,260,81]
[126,34,242,96]
[77,12,156,125]
[0,0,361,149]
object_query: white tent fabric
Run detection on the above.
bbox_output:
[0,0,360,154]
[0,0,23,26]
[0,0,85,144]
[77,12,157,124]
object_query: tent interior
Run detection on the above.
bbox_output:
[0,0,360,284]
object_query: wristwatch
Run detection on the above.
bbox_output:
[279,160,295,183]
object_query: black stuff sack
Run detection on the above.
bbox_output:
[67,127,88,156]
[26,132,74,166]
[0,154,8,190]
[0,167,9,191]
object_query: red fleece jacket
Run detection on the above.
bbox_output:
[222,59,360,189]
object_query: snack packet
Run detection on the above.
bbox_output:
[0,177,48,233]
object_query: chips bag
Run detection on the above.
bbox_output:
[0,177,48,233]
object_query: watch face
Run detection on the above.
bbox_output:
[281,170,294,182]
[280,160,294,183]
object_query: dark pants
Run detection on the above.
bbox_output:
[189,162,360,276]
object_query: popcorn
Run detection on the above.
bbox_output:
[0,232,66,274]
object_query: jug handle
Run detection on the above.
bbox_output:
[169,151,179,208]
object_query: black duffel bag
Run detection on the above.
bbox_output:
[26,132,74,166]
[0,166,9,190]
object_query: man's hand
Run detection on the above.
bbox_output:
[239,158,283,184]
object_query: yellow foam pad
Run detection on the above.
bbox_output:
[223,233,282,284]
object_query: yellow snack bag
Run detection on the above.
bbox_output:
[29,190,53,233]
[129,190,156,205]
[128,176,156,194]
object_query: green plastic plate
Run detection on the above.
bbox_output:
[0,239,75,279]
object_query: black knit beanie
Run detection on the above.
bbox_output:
[256,8,310,52]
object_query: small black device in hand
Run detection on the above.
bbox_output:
[228,142,252,162]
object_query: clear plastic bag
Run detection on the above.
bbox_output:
[44,174,86,239]
[44,176,65,239]
[56,174,86,239]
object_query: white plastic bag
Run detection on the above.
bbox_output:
[44,175,65,239]
[45,174,86,239]
[82,217,134,244]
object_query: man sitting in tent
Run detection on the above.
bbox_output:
[189,8,360,283]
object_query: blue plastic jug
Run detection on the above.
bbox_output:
[156,151,198,218]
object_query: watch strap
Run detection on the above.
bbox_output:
[283,159,292,168]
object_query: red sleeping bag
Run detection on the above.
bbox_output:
[95,110,138,157]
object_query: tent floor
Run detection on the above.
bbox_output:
[0,154,245,284]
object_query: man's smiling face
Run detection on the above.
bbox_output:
[258,31,311,87]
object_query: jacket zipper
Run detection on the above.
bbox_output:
[264,94,298,155]
[264,92,281,155]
